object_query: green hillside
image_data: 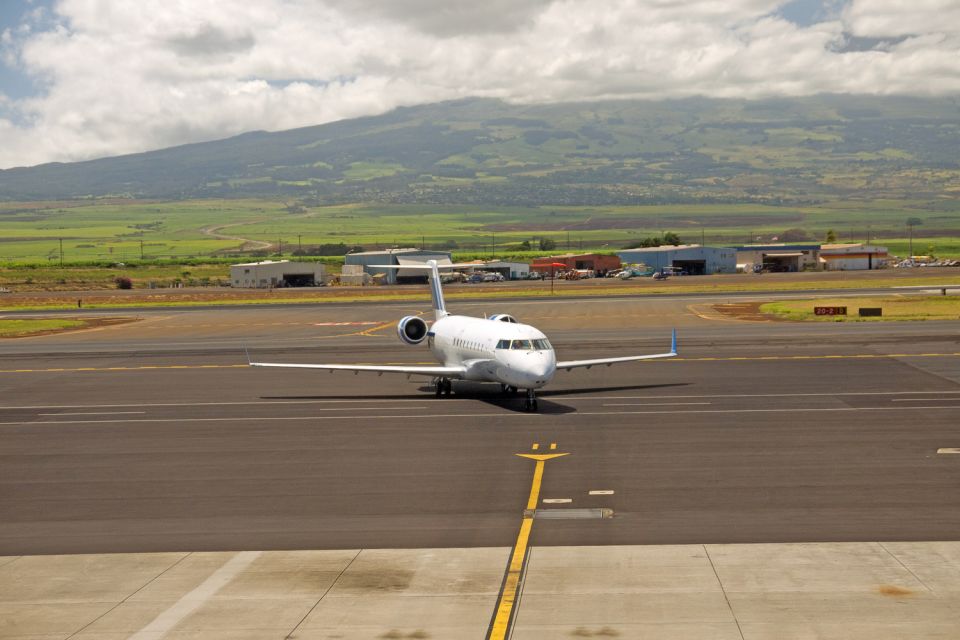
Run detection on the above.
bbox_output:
[1,95,958,206]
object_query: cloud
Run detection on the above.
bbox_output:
[0,0,957,168]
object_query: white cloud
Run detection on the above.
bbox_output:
[0,0,956,168]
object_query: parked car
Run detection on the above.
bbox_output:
[482,272,505,282]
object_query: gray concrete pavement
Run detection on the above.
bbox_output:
[2,543,959,639]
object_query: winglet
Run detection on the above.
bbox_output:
[671,328,678,355]
[244,345,252,366]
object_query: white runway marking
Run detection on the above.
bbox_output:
[892,398,960,402]
[603,402,711,407]
[2,389,958,411]
[38,411,146,416]
[128,551,261,640]
[937,448,960,454]
[543,498,572,504]
[2,404,960,427]
[589,490,615,495]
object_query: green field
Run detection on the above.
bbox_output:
[761,296,960,321]
[0,318,86,337]
[1,198,958,266]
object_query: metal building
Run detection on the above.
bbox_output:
[820,244,889,270]
[617,245,736,275]
[733,244,821,272]
[483,261,531,280]
[230,260,326,288]
[344,248,453,284]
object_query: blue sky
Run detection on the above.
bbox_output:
[0,0,54,101]
[0,0,957,169]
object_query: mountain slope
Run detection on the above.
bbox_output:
[0,95,957,205]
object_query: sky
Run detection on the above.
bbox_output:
[0,0,958,169]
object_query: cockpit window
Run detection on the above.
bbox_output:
[496,338,553,350]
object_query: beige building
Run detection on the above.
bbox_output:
[820,244,889,270]
[230,260,326,288]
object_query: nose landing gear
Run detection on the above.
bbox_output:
[524,388,539,412]
[434,378,453,397]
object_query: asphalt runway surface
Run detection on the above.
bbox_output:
[2,292,959,556]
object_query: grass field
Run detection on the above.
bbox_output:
[1,198,958,264]
[0,318,86,337]
[761,296,960,321]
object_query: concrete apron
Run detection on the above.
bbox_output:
[1,542,959,640]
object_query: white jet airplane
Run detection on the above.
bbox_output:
[250,260,677,411]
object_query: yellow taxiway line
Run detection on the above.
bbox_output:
[487,447,569,640]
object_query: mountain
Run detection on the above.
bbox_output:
[0,95,958,205]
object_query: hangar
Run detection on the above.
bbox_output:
[230,260,326,288]
[820,244,889,270]
[734,244,821,272]
[344,248,453,284]
[617,245,736,275]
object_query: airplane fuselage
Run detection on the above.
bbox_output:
[428,315,556,389]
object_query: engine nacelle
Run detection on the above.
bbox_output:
[489,313,518,323]
[397,315,429,345]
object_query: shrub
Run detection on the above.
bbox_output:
[115,276,133,289]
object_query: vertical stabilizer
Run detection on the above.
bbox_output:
[427,260,448,321]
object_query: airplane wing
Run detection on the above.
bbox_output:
[248,361,467,378]
[555,329,678,371]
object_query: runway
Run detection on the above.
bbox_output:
[2,293,959,556]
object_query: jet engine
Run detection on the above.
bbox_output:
[488,314,519,323]
[397,315,429,345]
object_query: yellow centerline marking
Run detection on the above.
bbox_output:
[487,447,569,640]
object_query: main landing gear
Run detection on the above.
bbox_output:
[524,388,539,412]
[434,377,453,397]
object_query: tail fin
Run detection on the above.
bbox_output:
[427,260,448,321]
[671,328,678,354]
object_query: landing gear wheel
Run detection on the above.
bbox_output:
[524,389,539,412]
[436,378,452,397]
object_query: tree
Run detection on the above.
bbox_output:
[518,240,531,250]
[906,218,922,258]
[663,231,681,246]
[825,229,837,243]
[538,237,557,251]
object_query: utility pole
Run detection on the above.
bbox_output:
[298,234,302,251]
[140,239,144,260]
[492,233,495,259]
[278,238,282,256]
[59,238,63,268]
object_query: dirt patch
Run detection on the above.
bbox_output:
[0,316,140,339]
[712,301,788,322]
[877,584,914,598]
